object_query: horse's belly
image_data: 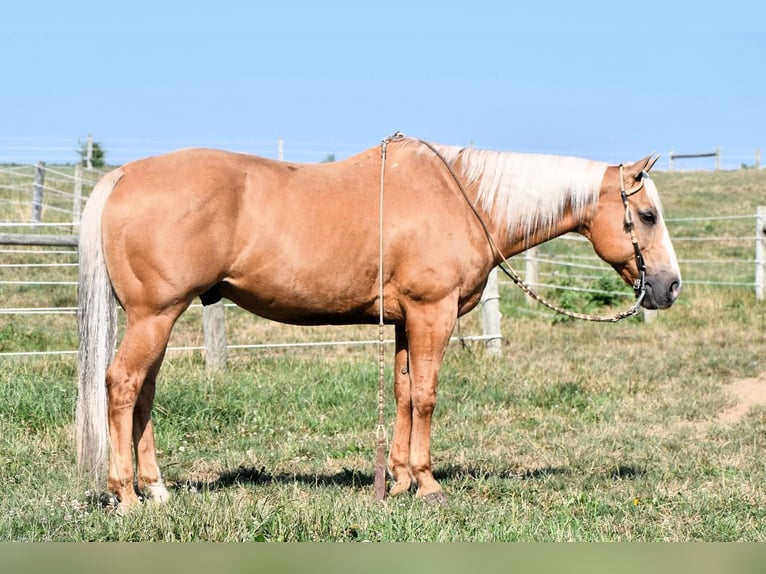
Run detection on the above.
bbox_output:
[218,276,381,326]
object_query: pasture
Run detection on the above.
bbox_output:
[1,164,765,541]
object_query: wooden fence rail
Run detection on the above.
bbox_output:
[0,233,78,247]
[665,148,761,170]
[668,149,720,171]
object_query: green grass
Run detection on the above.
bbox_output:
[2,309,765,541]
[1,166,766,540]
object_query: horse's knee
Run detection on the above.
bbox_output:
[411,387,436,416]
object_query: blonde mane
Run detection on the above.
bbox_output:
[409,140,609,240]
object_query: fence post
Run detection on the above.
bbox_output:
[642,308,657,323]
[86,134,94,170]
[756,206,766,301]
[715,147,720,171]
[30,161,45,223]
[524,246,539,306]
[756,149,761,170]
[480,267,502,356]
[72,163,83,225]
[202,300,228,370]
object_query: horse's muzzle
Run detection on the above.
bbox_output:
[642,271,682,310]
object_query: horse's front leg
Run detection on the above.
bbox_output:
[389,324,413,496]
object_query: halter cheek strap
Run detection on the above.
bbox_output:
[619,164,647,305]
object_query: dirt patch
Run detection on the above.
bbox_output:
[717,371,766,425]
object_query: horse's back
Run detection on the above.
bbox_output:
[99,148,385,318]
[96,143,491,323]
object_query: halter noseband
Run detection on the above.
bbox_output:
[619,163,647,307]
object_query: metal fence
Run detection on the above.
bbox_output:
[1,161,765,360]
[519,211,766,299]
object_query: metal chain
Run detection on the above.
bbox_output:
[496,262,645,322]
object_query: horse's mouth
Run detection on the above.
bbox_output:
[642,276,682,310]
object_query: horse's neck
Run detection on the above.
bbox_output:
[400,140,606,259]
[489,198,593,258]
[442,147,606,258]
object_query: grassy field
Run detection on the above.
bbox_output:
[1,166,765,541]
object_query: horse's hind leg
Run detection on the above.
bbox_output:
[133,363,169,502]
[106,311,178,509]
[389,324,413,496]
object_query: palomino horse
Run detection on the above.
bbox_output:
[76,134,681,509]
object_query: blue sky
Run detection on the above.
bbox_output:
[1,1,763,168]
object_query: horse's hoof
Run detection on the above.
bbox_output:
[97,492,120,510]
[419,490,448,505]
[389,480,412,497]
[96,492,133,516]
[143,482,171,503]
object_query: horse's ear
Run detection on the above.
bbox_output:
[624,154,659,181]
[643,154,660,173]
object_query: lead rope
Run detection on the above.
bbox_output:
[417,139,647,323]
[374,134,399,501]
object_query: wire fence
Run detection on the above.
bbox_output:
[515,211,765,297]
[1,160,765,359]
[0,137,364,166]
[0,155,500,357]
[0,137,763,170]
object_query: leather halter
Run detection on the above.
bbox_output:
[619,163,648,306]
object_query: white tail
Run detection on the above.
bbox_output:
[76,168,123,480]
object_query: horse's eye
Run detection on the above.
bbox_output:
[639,210,657,226]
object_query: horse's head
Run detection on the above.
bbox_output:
[586,155,681,310]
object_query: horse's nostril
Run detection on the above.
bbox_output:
[670,281,681,300]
